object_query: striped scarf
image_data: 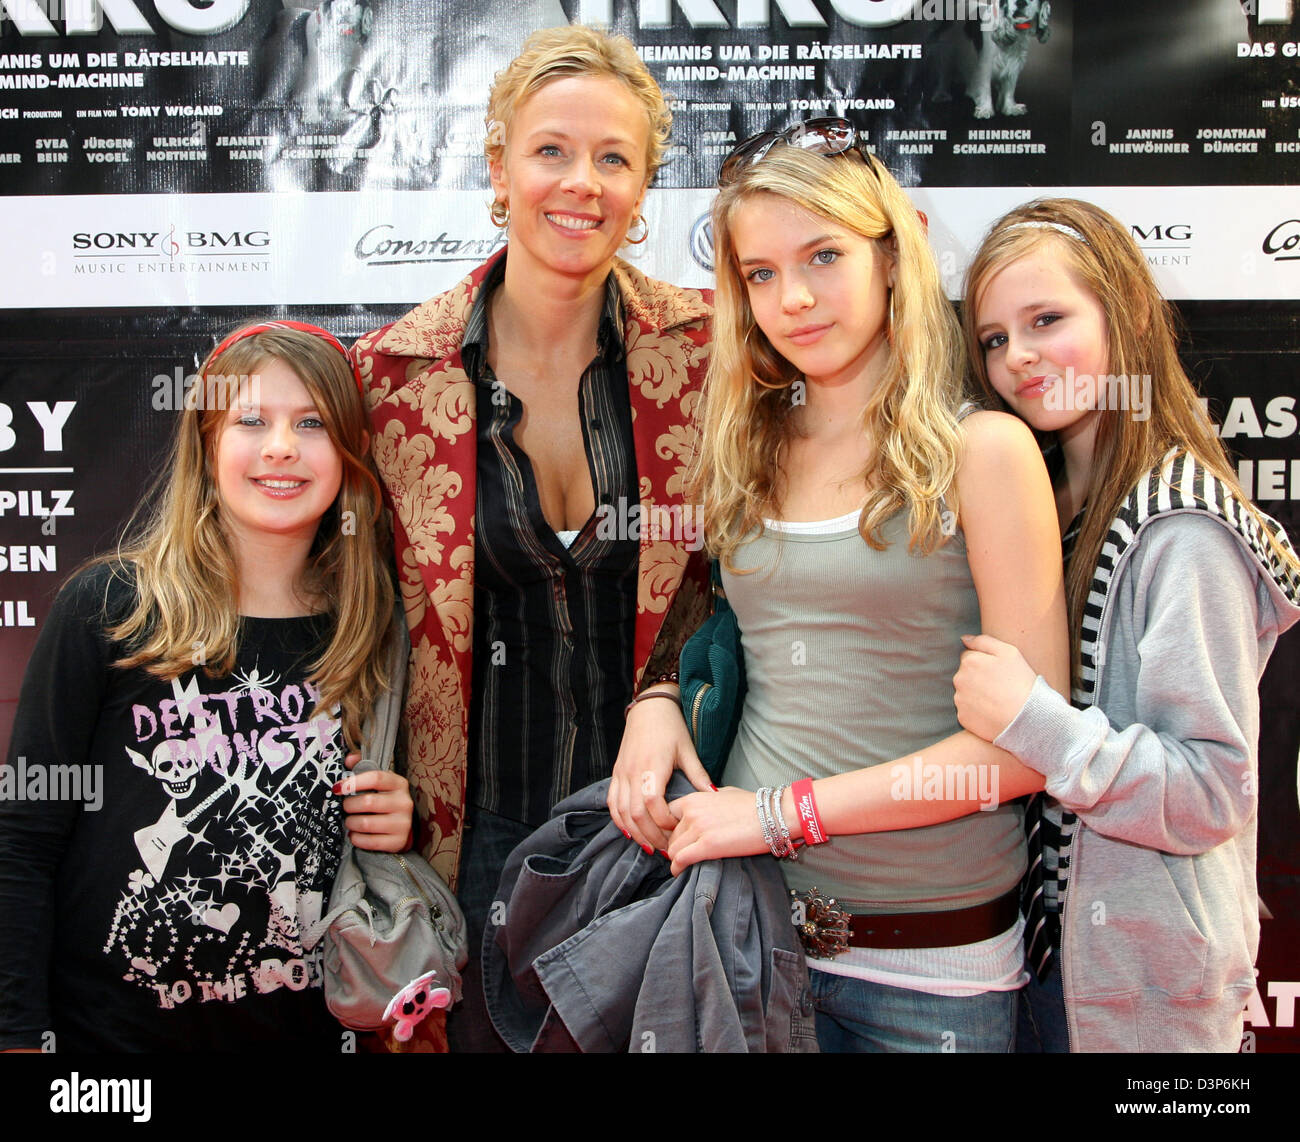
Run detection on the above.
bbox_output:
[1023,449,1300,981]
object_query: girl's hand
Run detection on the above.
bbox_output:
[335,752,416,852]
[665,787,767,876]
[608,687,715,854]
[954,634,1039,744]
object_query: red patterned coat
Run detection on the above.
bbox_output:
[352,250,712,889]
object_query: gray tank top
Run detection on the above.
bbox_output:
[721,509,1025,913]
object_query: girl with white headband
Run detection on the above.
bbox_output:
[958,198,1300,1052]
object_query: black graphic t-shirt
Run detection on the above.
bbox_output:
[0,564,349,1051]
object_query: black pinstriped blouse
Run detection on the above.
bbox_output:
[461,260,640,826]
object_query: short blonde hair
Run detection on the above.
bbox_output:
[485,24,671,182]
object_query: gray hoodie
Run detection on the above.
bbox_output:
[997,455,1300,1052]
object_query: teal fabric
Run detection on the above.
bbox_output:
[678,560,746,783]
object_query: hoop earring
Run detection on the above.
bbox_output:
[625,214,648,245]
[489,199,509,229]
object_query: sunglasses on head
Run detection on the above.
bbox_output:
[717,117,872,186]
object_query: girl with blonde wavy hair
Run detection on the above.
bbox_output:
[0,321,411,1051]
[611,125,1068,1052]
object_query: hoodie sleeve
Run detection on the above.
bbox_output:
[994,514,1278,856]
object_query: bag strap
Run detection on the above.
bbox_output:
[300,603,410,951]
[358,602,410,774]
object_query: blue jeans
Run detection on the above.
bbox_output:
[809,969,1019,1053]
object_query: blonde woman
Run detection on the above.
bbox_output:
[612,126,1067,1052]
[0,322,407,1051]
[352,26,711,1050]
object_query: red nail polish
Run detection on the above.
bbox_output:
[709,784,718,792]
[331,781,343,795]
[621,830,631,840]
[640,843,653,855]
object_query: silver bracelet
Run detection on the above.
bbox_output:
[756,785,796,860]
[756,787,779,856]
[771,783,796,861]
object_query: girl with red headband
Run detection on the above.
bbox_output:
[0,321,411,1051]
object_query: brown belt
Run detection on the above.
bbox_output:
[794,886,1022,958]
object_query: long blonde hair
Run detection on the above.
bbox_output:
[101,324,394,747]
[962,197,1299,677]
[693,145,965,568]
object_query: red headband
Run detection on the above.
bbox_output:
[204,320,363,394]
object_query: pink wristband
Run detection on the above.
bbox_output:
[791,778,828,845]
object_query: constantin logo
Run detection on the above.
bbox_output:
[353,224,506,267]
[689,212,714,272]
[1262,219,1300,262]
[70,227,271,277]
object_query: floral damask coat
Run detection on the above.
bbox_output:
[352,250,712,889]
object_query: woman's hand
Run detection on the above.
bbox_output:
[665,787,768,876]
[953,633,1039,744]
[335,752,416,852]
[608,687,714,854]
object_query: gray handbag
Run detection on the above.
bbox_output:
[303,605,468,1036]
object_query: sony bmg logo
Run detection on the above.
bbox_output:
[1129,223,1192,243]
[72,229,271,256]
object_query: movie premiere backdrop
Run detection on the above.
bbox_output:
[0,0,1297,1048]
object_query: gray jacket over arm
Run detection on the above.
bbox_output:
[482,775,817,1053]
